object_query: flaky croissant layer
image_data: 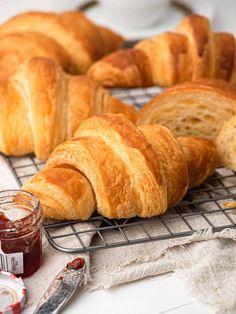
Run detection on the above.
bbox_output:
[137,79,236,140]
[22,113,218,221]
[216,115,236,171]
[0,57,137,161]
[88,15,236,88]
[0,10,123,80]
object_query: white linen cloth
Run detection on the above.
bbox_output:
[22,228,236,314]
[0,155,235,314]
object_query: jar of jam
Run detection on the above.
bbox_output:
[0,190,43,278]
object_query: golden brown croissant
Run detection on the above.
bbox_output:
[88,15,236,88]
[0,57,137,161]
[137,79,236,140]
[0,32,76,81]
[0,10,123,80]
[216,115,236,171]
[22,113,218,220]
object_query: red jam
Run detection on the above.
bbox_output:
[67,258,85,270]
[0,212,8,221]
[0,190,43,278]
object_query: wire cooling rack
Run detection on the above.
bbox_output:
[3,86,236,253]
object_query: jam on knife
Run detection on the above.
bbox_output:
[34,258,86,314]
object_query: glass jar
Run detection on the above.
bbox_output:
[0,190,43,278]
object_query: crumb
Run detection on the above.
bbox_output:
[223,202,236,209]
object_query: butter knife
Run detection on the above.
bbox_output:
[34,257,85,314]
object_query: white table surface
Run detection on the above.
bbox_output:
[0,1,236,313]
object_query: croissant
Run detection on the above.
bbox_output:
[0,57,137,161]
[0,32,76,81]
[216,115,236,171]
[137,79,236,140]
[22,113,218,220]
[0,10,123,80]
[88,15,236,88]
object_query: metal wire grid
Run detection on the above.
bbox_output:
[2,86,236,253]
[42,168,236,253]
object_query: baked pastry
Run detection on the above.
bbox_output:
[0,10,123,79]
[137,79,236,140]
[87,15,236,87]
[0,32,76,81]
[0,57,137,161]
[216,115,236,171]
[22,113,218,220]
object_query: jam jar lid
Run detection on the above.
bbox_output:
[0,270,27,314]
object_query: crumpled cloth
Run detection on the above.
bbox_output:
[23,224,236,314]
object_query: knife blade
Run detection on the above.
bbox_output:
[34,257,85,314]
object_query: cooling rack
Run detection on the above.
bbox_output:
[3,86,236,253]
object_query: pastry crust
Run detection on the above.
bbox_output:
[23,166,96,220]
[216,115,236,171]
[139,124,189,207]
[88,15,236,87]
[0,57,137,160]
[175,15,215,80]
[177,136,219,188]
[136,32,191,86]
[0,32,76,81]
[73,114,168,218]
[213,33,235,81]
[87,49,152,87]
[0,10,123,78]
[22,113,218,220]
[137,79,236,140]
